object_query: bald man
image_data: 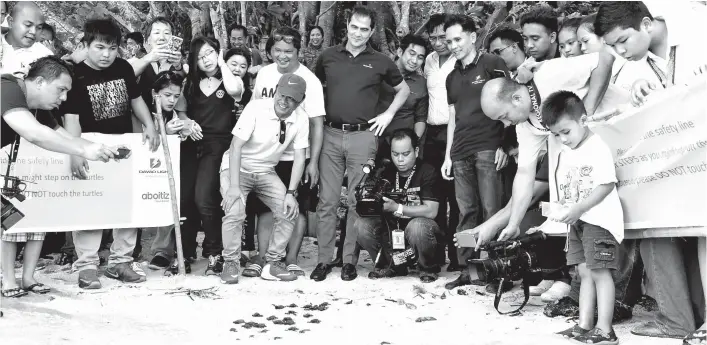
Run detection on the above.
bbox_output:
[472,51,614,246]
[1,2,53,77]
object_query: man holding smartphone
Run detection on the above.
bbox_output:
[354,129,444,283]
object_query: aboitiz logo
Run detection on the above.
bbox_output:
[141,191,170,202]
[139,157,167,174]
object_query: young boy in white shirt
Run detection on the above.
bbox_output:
[541,91,624,345]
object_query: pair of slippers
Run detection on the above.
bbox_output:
[1,283,51,298]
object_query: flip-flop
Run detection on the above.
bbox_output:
[23,283,50,294]
[2,287,28,298]
[286,264,306,277]
[242,262,262,277]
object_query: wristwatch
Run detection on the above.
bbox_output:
[394,204,404,218]
[286,189,298,197]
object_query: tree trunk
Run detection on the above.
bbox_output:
[297,1,319,47]
[317,1,337,48]
[399,2,410,38]
[108,1,146,32]
[241,2,247,27]
[370,1,392,56]
[210,2,228,50]
[148,1,168,20]
[476,2,509,51]
[200,2,213,39]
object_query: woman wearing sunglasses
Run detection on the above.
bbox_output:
[174,36,247,276]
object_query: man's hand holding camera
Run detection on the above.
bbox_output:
[382,196,401,216]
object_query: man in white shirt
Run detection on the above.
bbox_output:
[596,1,707,339]
[249,26,325,277]
[1,2,52,78]
[422,13,460,271]
[219,73,310,284]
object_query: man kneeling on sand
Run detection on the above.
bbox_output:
[218,73,309,284]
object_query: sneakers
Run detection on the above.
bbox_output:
[131,262,146,277]
[571,327,619,345]
[261,261,297,281]
[148,255,171,270]
[540,281,571,302]
[105,262,147,283]
[220,261,240,284]
[165,258,192,275]
[78,269,102,289]
[530,280,554,296]
[205,255,224,276]
[544,296,580,318]
[557,324,591,339]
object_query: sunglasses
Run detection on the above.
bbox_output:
[273,34,296,44]
[279,120,286,144]
[491,45,513,56]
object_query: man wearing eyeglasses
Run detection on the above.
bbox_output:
[247,26,325,278]
[312,6,410,282]
[219,73,309,284]
[488,27,527,74]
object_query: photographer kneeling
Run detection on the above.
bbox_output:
[355,128,444,283]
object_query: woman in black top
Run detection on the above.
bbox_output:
[176,36,247,274]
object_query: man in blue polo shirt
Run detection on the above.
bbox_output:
[312,6,410,282]
[440,15,510,290]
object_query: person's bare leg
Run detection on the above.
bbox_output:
[285,213,307,266]
[1,240,19,289]
[254,212,273,263]
[592,268,615,333]
[577,263,596,330]
[21,240,43,287]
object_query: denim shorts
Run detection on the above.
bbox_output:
[566,219,620,270]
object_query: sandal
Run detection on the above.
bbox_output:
[23,283,50,294]
[286,264,306,277]
[684,328,707,345]
[2,287,28,298]
[242,262,262,277]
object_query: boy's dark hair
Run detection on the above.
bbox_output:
[391,128,419,149]
[83,18,122,46]
[444,15,477,33]
[228,23,247,37]
[399,34,427,54]
[594,1,653,37]
[520,7,559,34]
[41,24,55,40]
[144,16,174,38]
[264,36,275,62]
[487,26,525,52]
[126,32,144,46]
[426,13,448,33]
[559,17,582,33]
[184,36,221,101]
[350,6,376,29]
[540,90,587,127]
[26,55,74,82]
[273,26,302,51]
[579,14,597,34]
[152,71,184,93]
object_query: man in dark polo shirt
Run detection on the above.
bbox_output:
[440,15,510,290]
[312,6,410,282]
[520,7,561,62]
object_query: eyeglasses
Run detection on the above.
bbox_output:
[491,45,513,56]
[198,49,216,61]
[279,120,286,144]
[273,34,296,44]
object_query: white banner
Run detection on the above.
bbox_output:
[1,133,180,233]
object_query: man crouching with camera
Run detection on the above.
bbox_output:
[354,128,444,283]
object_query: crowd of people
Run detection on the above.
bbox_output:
[1,2,706,345]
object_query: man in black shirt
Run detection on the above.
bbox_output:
[520,7,561,62]
[355,129,444,283]
[61,19,160,290]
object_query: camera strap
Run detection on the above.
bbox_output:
[493,278,531,315]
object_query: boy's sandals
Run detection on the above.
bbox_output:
[242,262,262,277]
[1,287,28,298]
[286,264,306,277]
[23,283,51,294]
[684,328,707,345]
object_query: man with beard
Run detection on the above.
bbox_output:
[1,2,53,77]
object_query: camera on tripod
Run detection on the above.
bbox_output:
[355,159,406,217]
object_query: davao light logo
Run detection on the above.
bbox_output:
[150,158,161,169]
[139,157,167,174]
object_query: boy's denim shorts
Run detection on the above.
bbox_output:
[566,219,620,270]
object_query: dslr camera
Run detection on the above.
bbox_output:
[355,159,406,217]
[467,231,547,314]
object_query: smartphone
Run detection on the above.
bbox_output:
[115,148,131,160]
[168,36,183,53]
[456,232,477,248]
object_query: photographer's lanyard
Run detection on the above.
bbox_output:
[646,46,676,89]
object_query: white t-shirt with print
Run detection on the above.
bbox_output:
[252,63,325,161]
[219,98,309,174]
[555,133,624,243]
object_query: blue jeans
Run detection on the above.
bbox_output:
[355,216,443,272]
[453,150,503,266]
[220,170,294,263]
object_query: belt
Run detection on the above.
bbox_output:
[325,121,372,132]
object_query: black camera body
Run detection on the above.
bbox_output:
[467,231,547,286]
[355,160,407,217]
